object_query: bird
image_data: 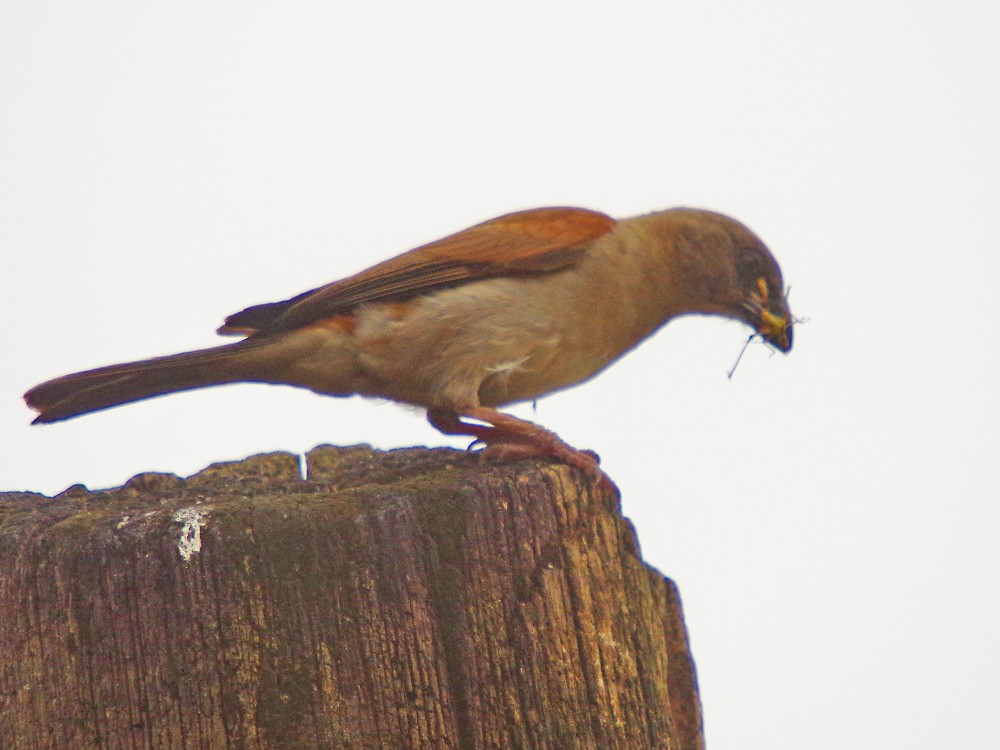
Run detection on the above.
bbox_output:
[24,206,793,477]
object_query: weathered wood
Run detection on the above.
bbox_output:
[0,445,703,750]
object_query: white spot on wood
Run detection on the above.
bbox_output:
[173,507,206,561]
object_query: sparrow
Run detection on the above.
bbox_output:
[25,206,793,476]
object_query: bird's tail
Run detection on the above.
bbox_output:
[25,340,273,424]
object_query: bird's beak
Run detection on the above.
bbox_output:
[757,309,793,352]
[745,277,793,352]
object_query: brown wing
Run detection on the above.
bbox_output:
[219,207,615,336]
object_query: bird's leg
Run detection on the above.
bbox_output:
[427,406,602,479]
[426,408,496,443]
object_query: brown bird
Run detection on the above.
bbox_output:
[25,206,793,476]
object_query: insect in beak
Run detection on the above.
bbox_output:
[742,278,792,352]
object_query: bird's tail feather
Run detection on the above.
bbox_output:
[25,340,270,424]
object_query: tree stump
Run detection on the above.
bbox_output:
[0,445,703,750]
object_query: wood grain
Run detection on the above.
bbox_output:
[0,446,702,750]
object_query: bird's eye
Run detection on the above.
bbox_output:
[735,251,767,283]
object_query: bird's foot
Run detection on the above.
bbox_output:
[478,440,601,477]
[428,406,611,488]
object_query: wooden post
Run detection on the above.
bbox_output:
[0,445,703,750]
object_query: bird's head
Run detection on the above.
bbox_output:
[665,209,793,352]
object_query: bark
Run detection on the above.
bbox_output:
[0,445,703,750]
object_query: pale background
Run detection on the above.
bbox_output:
[2,2,998,748]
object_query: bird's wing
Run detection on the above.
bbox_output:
[219,207,616,336]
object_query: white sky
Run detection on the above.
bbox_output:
[2,2,998,748]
